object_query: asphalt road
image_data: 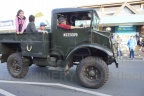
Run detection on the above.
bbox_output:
[0,59,144,96]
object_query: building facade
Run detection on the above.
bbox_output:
[79,0,144,44]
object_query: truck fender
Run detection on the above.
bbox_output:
[65,44,113,62]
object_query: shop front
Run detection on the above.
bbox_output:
[115,25,136,44]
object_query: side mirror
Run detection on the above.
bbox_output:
[87,30,91,33]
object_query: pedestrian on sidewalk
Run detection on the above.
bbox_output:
[140,38,144,60]
[135,32,139,42]
[127,35,137,59]
[137,38,142,51]
[116,35,123,59]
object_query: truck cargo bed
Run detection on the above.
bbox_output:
[0,33,49,43]
[0,33,50,58]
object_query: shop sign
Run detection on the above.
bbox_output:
[115,26,136,33]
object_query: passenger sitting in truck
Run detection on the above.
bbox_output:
[26,15,38,33]
[15,9,26,34]
[38,22,48,33]
[58,17,84,29]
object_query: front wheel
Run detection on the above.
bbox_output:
[76,56,109,89]
[7,53,29,78]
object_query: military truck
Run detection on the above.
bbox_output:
[0,8,118,89]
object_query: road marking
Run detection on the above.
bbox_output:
[0,89,16,96]
[118,60,144,61]
[0,80,112,96]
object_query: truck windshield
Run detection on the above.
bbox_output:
[92,12,99,31]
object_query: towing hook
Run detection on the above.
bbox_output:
[26,45,32,51]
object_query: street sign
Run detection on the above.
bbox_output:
[0,20,13,27]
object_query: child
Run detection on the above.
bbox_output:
[38,22,47,31]
[15,9,26,34]
[38,22,48,33]
[26,15,38,33]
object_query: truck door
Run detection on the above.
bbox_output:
[51,27,91,56]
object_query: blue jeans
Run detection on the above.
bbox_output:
[117,50,122,56]
[129,49,134,58]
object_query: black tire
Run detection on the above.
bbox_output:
[7,53,29,78]
[76,56,109,89]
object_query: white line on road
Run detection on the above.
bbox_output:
[0,89,16,96]
[118,59,144,61]
[0,80,112,96]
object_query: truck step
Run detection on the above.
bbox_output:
[47,67,65,71]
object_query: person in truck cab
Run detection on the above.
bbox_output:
[58,16,84,29]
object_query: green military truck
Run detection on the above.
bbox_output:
[0,8,118,89]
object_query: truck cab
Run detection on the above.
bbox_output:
[51,8,115,66]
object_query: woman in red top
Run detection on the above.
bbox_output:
[15,10,26,34]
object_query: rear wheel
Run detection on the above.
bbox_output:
[76,56,109,89]
[7,53,29,78]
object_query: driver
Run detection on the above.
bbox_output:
[58,17,84,29]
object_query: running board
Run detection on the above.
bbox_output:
[47,65,70,75]
[47,67,65,71]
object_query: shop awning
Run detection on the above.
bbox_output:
[99,15,144,26]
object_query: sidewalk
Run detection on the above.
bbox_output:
[120,50,144,60]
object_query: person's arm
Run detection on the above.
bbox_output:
[120,38,123,43]
[71,26,84,29]
[15,17,19,32]
[21,18,26,33]
[30,22,38,32]
[58,24,84,29]
[134,39,137,46]
[127,40,130,47]
[38,30,48,34]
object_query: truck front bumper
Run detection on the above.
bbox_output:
[108,56,118,68]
